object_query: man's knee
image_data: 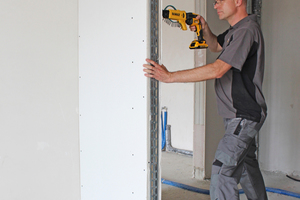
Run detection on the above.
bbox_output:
[210,159,240,200]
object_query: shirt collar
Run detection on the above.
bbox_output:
[229,14,258,30]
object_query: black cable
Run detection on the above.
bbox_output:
[164,5,177,10]
[287,175,300,182]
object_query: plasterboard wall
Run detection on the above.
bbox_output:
[79,0,150,199]
[260,0,300,176]
[0,1,80,199]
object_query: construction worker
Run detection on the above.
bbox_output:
[143,0,267,199]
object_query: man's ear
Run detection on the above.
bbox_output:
[235,0,243,7]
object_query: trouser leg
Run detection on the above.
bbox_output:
[210,118,267,200]
[240,142,268,200]
[210,159,244,200]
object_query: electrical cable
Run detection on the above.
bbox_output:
[287,175,300,182]
[163,5,177,10]
[161,178,300,199]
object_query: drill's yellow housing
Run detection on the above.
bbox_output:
[162,8,208,49]
[163,9,189,30]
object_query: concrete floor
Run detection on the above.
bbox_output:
[161,151,300,200]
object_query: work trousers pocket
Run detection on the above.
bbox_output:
[215,134,248,167]
[216,118,259,167]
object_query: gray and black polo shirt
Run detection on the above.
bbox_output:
[215,14,267,122]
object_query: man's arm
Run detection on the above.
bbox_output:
[143,59,232,83]
[191,15,222,53]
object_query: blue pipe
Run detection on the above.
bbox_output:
[161,110,167,150]
[161,179,300,199]
[160,112,165,149]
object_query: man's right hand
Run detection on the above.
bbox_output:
[189,15,222,53]
[189,15,207,32]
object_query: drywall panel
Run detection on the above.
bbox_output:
[161,0,196,151]
[79,0,149,199]
[0,1,80,200]
[260,0,300,176]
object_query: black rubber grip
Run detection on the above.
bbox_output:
[186,13,197,19]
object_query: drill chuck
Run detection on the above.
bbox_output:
[163,10,170,19]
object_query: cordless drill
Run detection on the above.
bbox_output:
[162,6,208,49]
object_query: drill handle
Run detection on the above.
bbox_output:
[187,18,205,42]
[193,19,201,37]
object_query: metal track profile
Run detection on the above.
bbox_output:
[252,0,262,24]
[150,0,159,199]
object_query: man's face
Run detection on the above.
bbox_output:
[214,0,237,21]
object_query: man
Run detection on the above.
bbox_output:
[143,0,268,199]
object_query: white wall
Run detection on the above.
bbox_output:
[161,0,197,151]
[203,2,229,178]
[193,0,207,180]
[159,0,229,178]
[260,0,300,176]
[0,1,80,199]
[79,0,150,199]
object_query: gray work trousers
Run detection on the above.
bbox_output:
[210,118,268,200]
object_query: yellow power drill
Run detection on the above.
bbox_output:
[162,5,208,49]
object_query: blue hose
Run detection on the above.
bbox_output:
[161,178,300,199]
[161,179,209,195]
[266,187,300,198]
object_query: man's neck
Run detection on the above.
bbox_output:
[228,9,248,26]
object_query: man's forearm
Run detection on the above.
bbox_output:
[169,64,216,83]
[168,60,230,83]
[203,25,222,52]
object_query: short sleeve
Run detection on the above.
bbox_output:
[217,28,254,71]
[217,29,229,47]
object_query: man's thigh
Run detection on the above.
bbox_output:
[214,118,259,170]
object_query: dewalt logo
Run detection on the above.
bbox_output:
[172,13,180,16]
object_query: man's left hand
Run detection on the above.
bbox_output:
[143,59,172,83]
